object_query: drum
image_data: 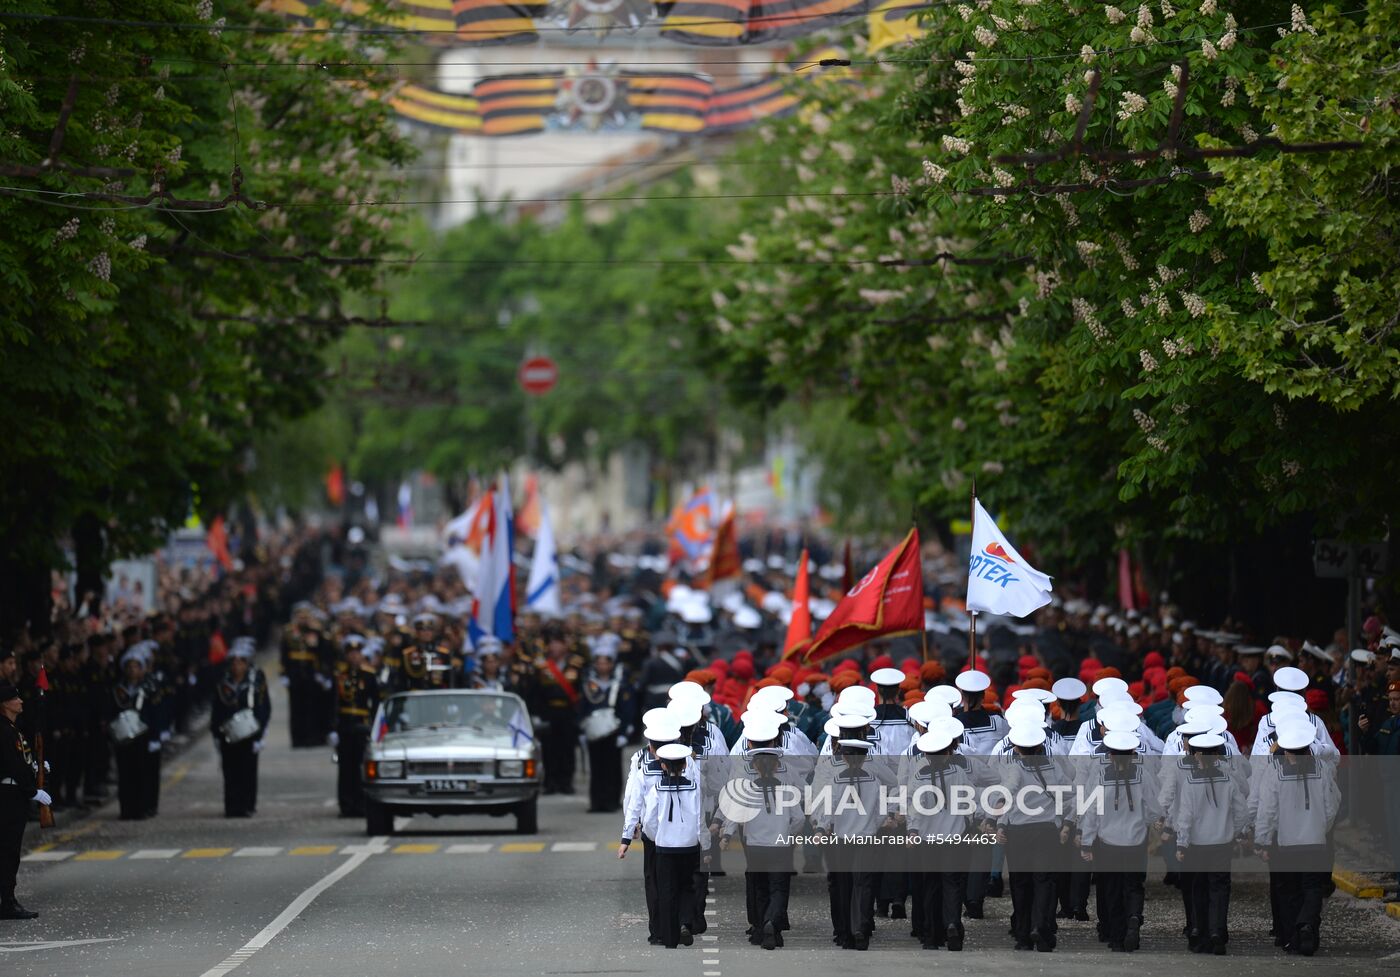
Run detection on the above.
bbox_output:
[582,707,621,742]
[222,709,261,744]
[110,708,148,745]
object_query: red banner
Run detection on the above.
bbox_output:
[805,529,924,664]
[704,509,742,588]
[781,547,813,660]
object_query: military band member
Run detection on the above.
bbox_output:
[282,603,328,747]
[399,613,462,692]
[1,682,47,920]
[210,638,272,818]
[531,627,585,795]
[331,635,380,817]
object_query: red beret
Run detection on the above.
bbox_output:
[870,654,895,671]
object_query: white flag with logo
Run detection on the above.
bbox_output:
[966,498,1053,618]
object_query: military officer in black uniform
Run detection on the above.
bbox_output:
[331,635,380,817]
[106,642,167,820]
[531,625,587,795]
[211,638,272,818]
[398,613,462,691]
[281,603,328,747]
[1,682,47,919]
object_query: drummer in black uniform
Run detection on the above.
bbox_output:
[210,638,272,818]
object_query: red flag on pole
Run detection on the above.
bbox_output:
[35,666,50,693]
[805,529,924,664]
[704,508,742,589]
[206,515,234,572]
[781,547,813,660]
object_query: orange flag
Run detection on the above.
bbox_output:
[704,508,742,588]
[206,515,234,572]
[517,474,542,538]
[782,547,813,660]
[805,529,924,664]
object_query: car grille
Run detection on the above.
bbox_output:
[407,760,489,776]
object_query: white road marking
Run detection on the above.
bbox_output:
[196,839,387,977]
[232,847,283,857]
[550,842,598,852]
[130,849,180,860]
[446,843,493,854]
[20,850,74,862]
[0,938,121,952]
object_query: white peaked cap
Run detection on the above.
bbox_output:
[656,743,691,761]
[1009,725,1047,748]
[1272,666,1309,692]
[1052,677,1087,700]
[1092,676,1129,697]
[956,671,991,693]
[1103,730,1141,751]
[929,685,964,706]
[669,681,711,704]
[871,667,906,686]
[1182,685,1223,705]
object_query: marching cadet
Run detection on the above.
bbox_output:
[620,712,681,945]
[530,626,585,795]
[718,712,804,950]
[1253,717,1340,956]
[955,670,1007,911]
[1168,731,1249,955]
[902,718,978,951]
[1076,729,1162,952]
[210,638,271,818]
[1,682,48,920]
[869,666,914,921]
[579,636,635,814]
[399,613,462,691]
[281,603,328,747]
[645,741,712,949]
[998,724,1062,952]
[106,642,167,821]
[813,714,895,951]
[330,635,380,818]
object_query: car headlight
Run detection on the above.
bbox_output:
[497,759,525,778]
[377,760,404,779]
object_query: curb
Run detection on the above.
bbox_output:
[1333,869,1385,899]
[1388,903,1400,920]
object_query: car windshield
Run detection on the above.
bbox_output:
[382,693,529,746]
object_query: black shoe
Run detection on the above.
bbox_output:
[1295,924,1317,957]
[648,936,663,946]
[1110,942,1126,952]
[965,901,984,920]
[1211,933,1228,955]
[1123,916,1140,953]
[0,903,38,920]
[986,876,1004,898]
[774,929,784,948]
[679,926,694,947]
[1074,909,1091,922]
[876,902,890,918]
[1014,939,1034,951]
[890,903,906,920]
[921,941,941,950]
[692,917,707,935]
[748,933,763,946]
[852,934,869,951]
[1057,910,1074,920]
[761,921,777,950]
[947,924,964,952]
[1035,930,1055,952]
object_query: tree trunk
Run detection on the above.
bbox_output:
[73,511,107,612]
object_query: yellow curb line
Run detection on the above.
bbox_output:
[1386,903,1400,921]
[1333,870,1384,899]
[499,842,546,853]
[393,844,441,854]
[289,845,338,856]
[182,847,234,858]
[73,850,125,861]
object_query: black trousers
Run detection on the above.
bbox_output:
[1184,845,1232,939]
[540,718,577,792]
[917,871,966,946]
[1004,822,1059,943]
[585,737,622,812]
[1058,869,1091,913]
[1094,841,1146,946]
[220,739,258,817]
[745,865,793,931]
[337,723,369,816]
[877,868,909,907]
[144,743,162,815]
[642,834,659,940]
[1275,845,1331,943]
[85,726,110,797]
[656,848,700,947]
[827,847,875,942]
[115,737,153,819]
[288,682,321,747]
[0,805,26,906]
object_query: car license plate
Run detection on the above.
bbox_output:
[424,778,478,793]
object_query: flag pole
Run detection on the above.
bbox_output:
[913,510,930,665]
[968,481,978,674]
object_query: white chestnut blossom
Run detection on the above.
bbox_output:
[1188,209,1211,233]
[1117,91,1148,120]
[974,25,999,47]
[1105,5,1126,22]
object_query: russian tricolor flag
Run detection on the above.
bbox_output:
[469,475,516,647]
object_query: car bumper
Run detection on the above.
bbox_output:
[365,779,540,809]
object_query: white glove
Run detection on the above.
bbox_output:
[279,676,291,688]
[327,731,340,748]
[42,760,50,773]
[160,730,172,743]
[147,740,162,753]
[253,740,265,755]
[32,789,52,806]
[189,674,198,686]
[615,734,628,748]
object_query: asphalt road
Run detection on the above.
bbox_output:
[6,677,1399,977]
